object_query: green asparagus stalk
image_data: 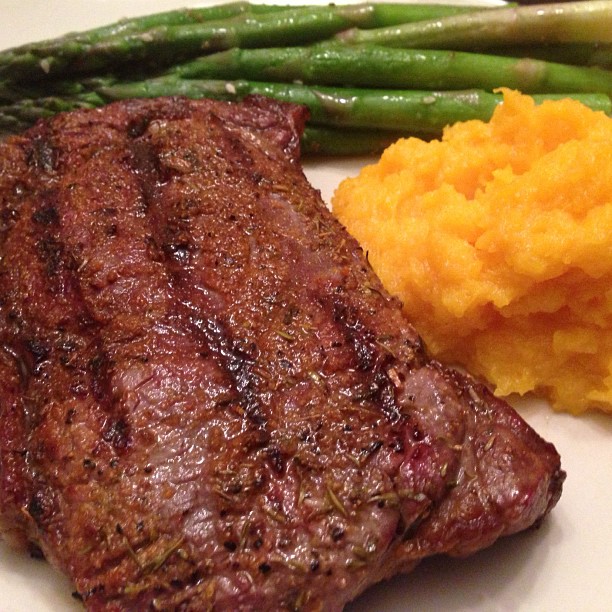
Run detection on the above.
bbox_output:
[0,96,97,136]
[0,2,286,72]
[0,3,494,83]
[496,43,612,70]
[97,77,612,133]
[353,2,496,27]
[301,126,408,156]
[0,5,375,82]
[171,45,612,95]
[55,2,289,42]
[3,80,611,153]
[0,92,408,156]
[54,3,484,43]
[335,0,612,50]
[0,112,30,136]
[0,76,114,103]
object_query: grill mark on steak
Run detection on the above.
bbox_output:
[0,97,564,612]
[189,315,266,427]
[126,124,268,429]
[328,297,405,422]
[26,132,58,174]
[0,125,77,542]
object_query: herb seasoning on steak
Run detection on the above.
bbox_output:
[0,96,564,611]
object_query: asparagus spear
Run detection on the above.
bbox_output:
[0,91,408,156]
[336,0,612,50]
[0,5,375,82]
[3,80,610,154]
[301,126,409,156]
[171,45,612,95]
[55,3,483,43]
[0,3,492,83]
[98,77,612,133]
[54,2,289,42]
[354,2,493,27]
[0,96,98,136]
[0,112,30,136]
[0,75,114,103]
[0,1,281,68]
[496,43,612,70]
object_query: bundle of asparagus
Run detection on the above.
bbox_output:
[1,0,612,154]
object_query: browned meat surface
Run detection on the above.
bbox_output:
[0,96,564,611]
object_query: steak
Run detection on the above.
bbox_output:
[0,96,564,611]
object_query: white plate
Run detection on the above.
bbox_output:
[1,2,611,611]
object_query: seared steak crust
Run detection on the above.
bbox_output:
[0,96,563,611]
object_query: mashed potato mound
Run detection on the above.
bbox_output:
[332,89,612,415]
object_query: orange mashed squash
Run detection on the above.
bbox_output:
[332,89,612,415]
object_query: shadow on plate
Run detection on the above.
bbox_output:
[347,516,559,612]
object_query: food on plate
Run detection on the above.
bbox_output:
[333,89,612,414]
[0,96,564,610]
[335,0,612,49]
[1,1,612,153]
[0,2,485,82]
[144,45,612,94]
[6,79,610,149]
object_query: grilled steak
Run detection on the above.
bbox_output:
[0,96,564,611]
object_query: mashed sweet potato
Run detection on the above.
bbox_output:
[332,89,612,415]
